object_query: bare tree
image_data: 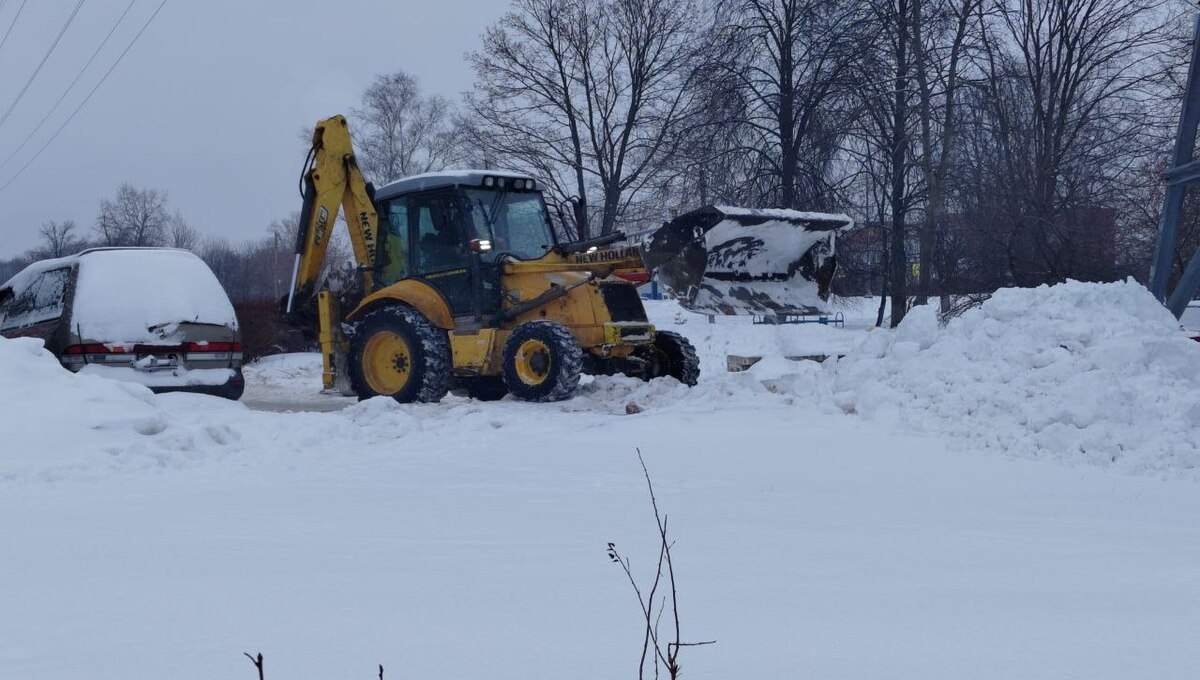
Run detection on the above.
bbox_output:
[167,211,199,251]
[37,219,84,258]
[199,213,347,305]
[886,0,914,327]
[910,0,982,304]
[841,0,922,326]
[717,0,869,210]
[94,183,171,247]
[665,52,758,209]
[351,71,455,185]
[607,449,714,680]
[469,0,599,238]
[585,0,701,234]
[470,0,701,238]
[974,0,1176,285]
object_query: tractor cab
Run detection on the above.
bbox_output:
[372,170,557,322]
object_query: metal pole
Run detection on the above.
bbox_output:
[1167,247,1200,317]
[1150,13,1200,304]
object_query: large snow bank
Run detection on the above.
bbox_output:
[820,280,1200,476]
[13,284,1193,481]
[0,336,240,480]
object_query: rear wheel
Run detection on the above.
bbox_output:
[502,321,582,402]
[646,331,700,386]
[348,305,451,403]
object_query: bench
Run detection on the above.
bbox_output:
[752,311,845,327]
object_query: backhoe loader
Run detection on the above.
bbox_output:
[285,115,853,403]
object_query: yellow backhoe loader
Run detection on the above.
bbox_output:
[285,115,853,403]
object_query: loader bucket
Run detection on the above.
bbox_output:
[642,206,854,316]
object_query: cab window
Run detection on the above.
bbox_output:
[462,188,554,262]
[412,192,466,274]
[378,199,411,285]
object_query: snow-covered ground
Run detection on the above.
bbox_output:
[3,282,1200,679]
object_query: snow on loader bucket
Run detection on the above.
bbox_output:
[641,206,855,316]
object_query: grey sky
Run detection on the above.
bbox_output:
[0,0,510,258]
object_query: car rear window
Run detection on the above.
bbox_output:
[71,250,237,342]
[0,267,71,332]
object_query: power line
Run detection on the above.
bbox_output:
[0,0,138,171]
[0,0,29,60]
[0,0,169,194]
[0,0,87,131]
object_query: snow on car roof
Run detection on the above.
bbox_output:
[2,247,200,288]
[70,248,237,342]
[3,248,237,341]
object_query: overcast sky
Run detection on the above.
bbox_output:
[0,0,510,258]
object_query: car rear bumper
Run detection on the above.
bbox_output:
[150,370,245,400]
[70,364,245,400]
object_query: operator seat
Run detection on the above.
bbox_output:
[420,221,461,272]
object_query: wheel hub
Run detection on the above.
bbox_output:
[361,330,413,395]
[514,339,552,386]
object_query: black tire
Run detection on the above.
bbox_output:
[647,330,700,386]
[348,305,451,403]
[463,376,508,401]
[502,321,582,402]
[218,370,246,400]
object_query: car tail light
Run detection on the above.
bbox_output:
[61,343,133,366]
[61,341,243,367]
[64,343,116,355]
[180,341,243,362]
[180,341,242,353]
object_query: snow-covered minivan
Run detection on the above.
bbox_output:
[0,248,244,399]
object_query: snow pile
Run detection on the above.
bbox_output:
[0,336,241,480]
[823,280,1200,476]
[244,352,327,392]
[643,299,865,376]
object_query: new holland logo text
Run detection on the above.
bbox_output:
[359,212,377,262]
[570,246,640,264]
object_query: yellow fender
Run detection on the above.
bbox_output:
[345,279,455,330]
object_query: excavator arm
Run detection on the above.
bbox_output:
[286,115,380,314]
[284,114,380,390]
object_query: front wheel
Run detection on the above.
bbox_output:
[502,321,582,402]
[348,305,451,403]
[646,331,700,386]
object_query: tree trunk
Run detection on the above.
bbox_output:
[600,184,622,235]
[889,0,911,328]
[778,16,797,208]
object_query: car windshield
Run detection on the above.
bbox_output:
[462,188,554,261]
